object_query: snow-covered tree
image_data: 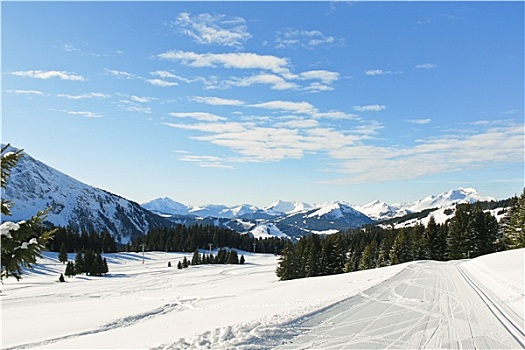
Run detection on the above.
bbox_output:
[1,144,55,280]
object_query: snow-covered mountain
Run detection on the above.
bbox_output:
[264,200,313,215]
[1,146,170,244]
[357,188,496,221]
[141,197,189,216]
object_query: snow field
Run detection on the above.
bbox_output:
[1,250,405,349]
[1,249,523,349]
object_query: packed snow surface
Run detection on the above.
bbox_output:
[1,249,523,349]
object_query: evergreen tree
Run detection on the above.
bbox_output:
[503,189,525,249]
[447,204,470,259]
[177,261,183,269]
[1,146,56,281]
[276,243,300,281]
[65,261,76,277]
[102,258,109,274]
[74,252,84,275]
[191,250,201,265]
[227,250,239,264]
[182,256,189,268]
[390,229,409,265]
[58,243,69,264]
[359,240,377,270]
[425,217,440,260]
[239,255,245,264]
[59,273,65,283]
[83,249,95,274]
[168,261,172,267]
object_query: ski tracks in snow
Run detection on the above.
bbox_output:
[160,261,524,349]
[5,300,190,350]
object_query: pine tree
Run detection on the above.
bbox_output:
[227,250,239,264]
[58,243,68,264]
[359,241,377,270]
[1,145,56,281]
[177,261,183,269]
[276,242,299,281]
[182,256,189,268]
[447,204,470,259]
[59,273,65,283]
[239,255,245,264]
[74,252,84,275]
[65,261,76,277]
[191,249,201,265]
[102,258,109,274]
[168,261,172,267]
[504,189,525,249]
[425,217,440,260]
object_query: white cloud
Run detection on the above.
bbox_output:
[326,124,524,185]
[5,89,43,95]
[275,28,342,49]
[365,69,402,76]
[405,118,431,125]
[104,68,137,79]
[60,110,101,118]
[250,100,318,115]
[11,70,85,81]
[229,74,299,91]
[313,110,358,120]
[147,79,178,87]
[191,96,245,106]
[169,112,227,122]
[174,12,251,48]
[130,95,155,103]
[158,50,290,76]
[354,104,386,112]
[298,70,340,84]
[57,92,110,100]
[415,63,437,69]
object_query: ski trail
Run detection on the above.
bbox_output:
[5,301,183,350]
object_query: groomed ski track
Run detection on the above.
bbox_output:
[252,261,524,349]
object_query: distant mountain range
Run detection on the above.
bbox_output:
[142,187,497,238]
[2,145,503,242]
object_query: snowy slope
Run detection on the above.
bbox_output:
[1,146,169,243]
[358,187,496,222]
[2,249,522,349]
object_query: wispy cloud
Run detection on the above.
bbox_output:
[415,63,437,69]
[250,100,318,115]
[158,50,290,76]
[173,12,251,48]
[104,68,137,80]
[169,112,227,122]
[405,118,431,125]
[275,28,343,49]
[59,110,101,118]
[191,96,245,106]
[146,79,178,87]
[178,155,235,169]
[325,124,524,185]
[365,69,402,76]
[57,92,110,99]
[5,89,44,95]
[130,95,156,103]
[11,70,85,81]
[354,104,386,112]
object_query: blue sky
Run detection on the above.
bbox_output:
[2,1,524,207]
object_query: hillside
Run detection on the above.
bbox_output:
[1,146,170,243]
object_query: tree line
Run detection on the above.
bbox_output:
[277,193,525,281]
[129,224,286,254]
